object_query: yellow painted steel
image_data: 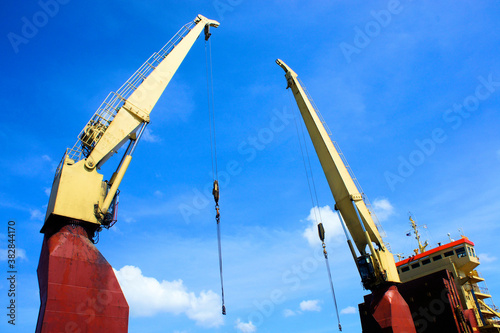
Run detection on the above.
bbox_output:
[45,158,105,225]
[479,299,500,321]
[277,59,400,287]
[101,155,132,215]
[43,15,219,230]
[85,15,220,170]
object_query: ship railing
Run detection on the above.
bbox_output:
[472,270,485,279]
[54,147,85,180]
[478,303,499,320]
[472,284,491,295]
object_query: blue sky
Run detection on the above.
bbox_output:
[1,0,500,332]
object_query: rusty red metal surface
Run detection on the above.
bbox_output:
[36,224,128,333]
[463,309,479,332]
[359,285,417,332]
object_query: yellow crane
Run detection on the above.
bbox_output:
[36,15,219,333]
[276,59,416,332]
[43,15,219,236]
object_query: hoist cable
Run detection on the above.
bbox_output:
[209,40,219,178]
[216,203,226,315]
[205,39,225,315]
[205,39,218,179]
[298,102,323,219]
[205,41,216,180]
[289,94,322,224]
[290,89,341,331]
[318,223,342,331]
[323,245,342,331]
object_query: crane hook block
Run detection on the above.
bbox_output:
[318,223,325,242]
[212,180,219,205]
[204,25,212,41]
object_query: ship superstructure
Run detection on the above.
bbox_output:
[396,218,500,332]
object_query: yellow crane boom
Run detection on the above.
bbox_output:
[276,59,399,290]
[42,15,219,236]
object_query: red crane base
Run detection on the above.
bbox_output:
[359,285,417,332]
[36,224,129,333]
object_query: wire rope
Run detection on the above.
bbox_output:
[288,91,341,331]
[205,38,225,315]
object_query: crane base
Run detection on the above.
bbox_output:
[359,285,416,332]
[36,224,128,333]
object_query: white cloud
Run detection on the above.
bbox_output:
[283,309,296,317]
[17,248,27,260]
[41,154,58,173]
[372,198,394,222]
[340,306,356,314]
[124,217,136,223]
[303,205,343,247]
[478,253,497,263]
[300,300,321,312]
[110,225,121,233]
[44,187,51,196]
[235,318,256,333]
[114,265,223,328]
[30,209,44,221]
[142,128,160,143]
[0,248,27,261]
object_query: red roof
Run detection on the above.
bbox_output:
[396,237,475,267]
